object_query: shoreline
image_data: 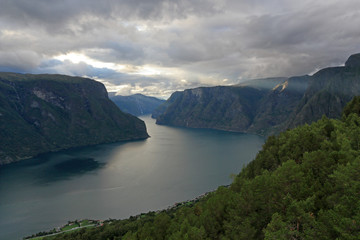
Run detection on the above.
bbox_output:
[25,185,229,239]
[0,136,149,167]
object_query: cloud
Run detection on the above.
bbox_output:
[0,0,360,97]
[33,59,198,98]
[87,42,145,63]
[0,50,42,72]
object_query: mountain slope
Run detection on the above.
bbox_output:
[0,73,149,165]
[156,86,267,132]
[41,96,360,240]
[155,53,360,135]
[110,93,165,116]
[287,61,360,128]
[151,91,182,118]
[155,77,308,134]
[248,75,311,135]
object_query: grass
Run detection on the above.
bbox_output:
[80,220,90,226]
[60,223,80,231]
[26,220,100,240]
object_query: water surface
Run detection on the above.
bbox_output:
[0,116,264,239]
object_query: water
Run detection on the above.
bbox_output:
[0,116,264,239]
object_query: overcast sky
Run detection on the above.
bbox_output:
[0,0,359,98]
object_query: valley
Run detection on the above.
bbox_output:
[1,1,360,239]
[0,116,264,239]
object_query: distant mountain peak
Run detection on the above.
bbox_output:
[110,94,165,116]
[345,53,360,67]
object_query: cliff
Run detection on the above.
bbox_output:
[155,53,360,136]
[0,73,149,165]
[156,86,268,132]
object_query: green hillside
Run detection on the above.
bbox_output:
[40,96,360,240]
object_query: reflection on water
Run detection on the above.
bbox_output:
[37,158,104,183]
[0,116,264,240]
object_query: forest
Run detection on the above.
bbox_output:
[44,97,360,240]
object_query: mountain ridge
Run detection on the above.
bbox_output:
[155,53,360,136]
[110,93,165,116]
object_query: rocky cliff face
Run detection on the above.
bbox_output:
[151,91,183,119]
[156,86,268,132]
[0,73,149,165]
[287,57,360,128]
[155,53,360,136]
[248,75,311,135]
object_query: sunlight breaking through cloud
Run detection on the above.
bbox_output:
[0,0,359,97]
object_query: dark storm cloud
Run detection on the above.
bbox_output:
[87,42,145,63]
[0,0,360,96]
[0,50,42,72]
[0,0,221,29]
[234,1,360,77]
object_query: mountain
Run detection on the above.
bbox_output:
[151,91,183,118]
[156,86,268,132]
[248,75,311,135]
[154,77,286,130]
[155,53,360,136]
[110,93,165,116]
[0,73,149,165]
[286,58,360,128]
[35,97,360,240]
[155,77,307,134]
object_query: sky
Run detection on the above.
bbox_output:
[0,0,359,99]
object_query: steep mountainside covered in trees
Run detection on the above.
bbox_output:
[0,73,149,165]
[155,53,360,136]
[151,91,183,118]
[155,77,287,133]
[110,93,165,116]
[287,57,360,128]
[156,86,270,132]
[41,96,360,240]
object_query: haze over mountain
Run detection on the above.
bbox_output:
[0,73,149,165]
[155,53,360,136]
[0,1,360,98]
[110,93,165,116]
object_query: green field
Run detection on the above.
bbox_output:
[26,219,100,240]
[60,223,79,231]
